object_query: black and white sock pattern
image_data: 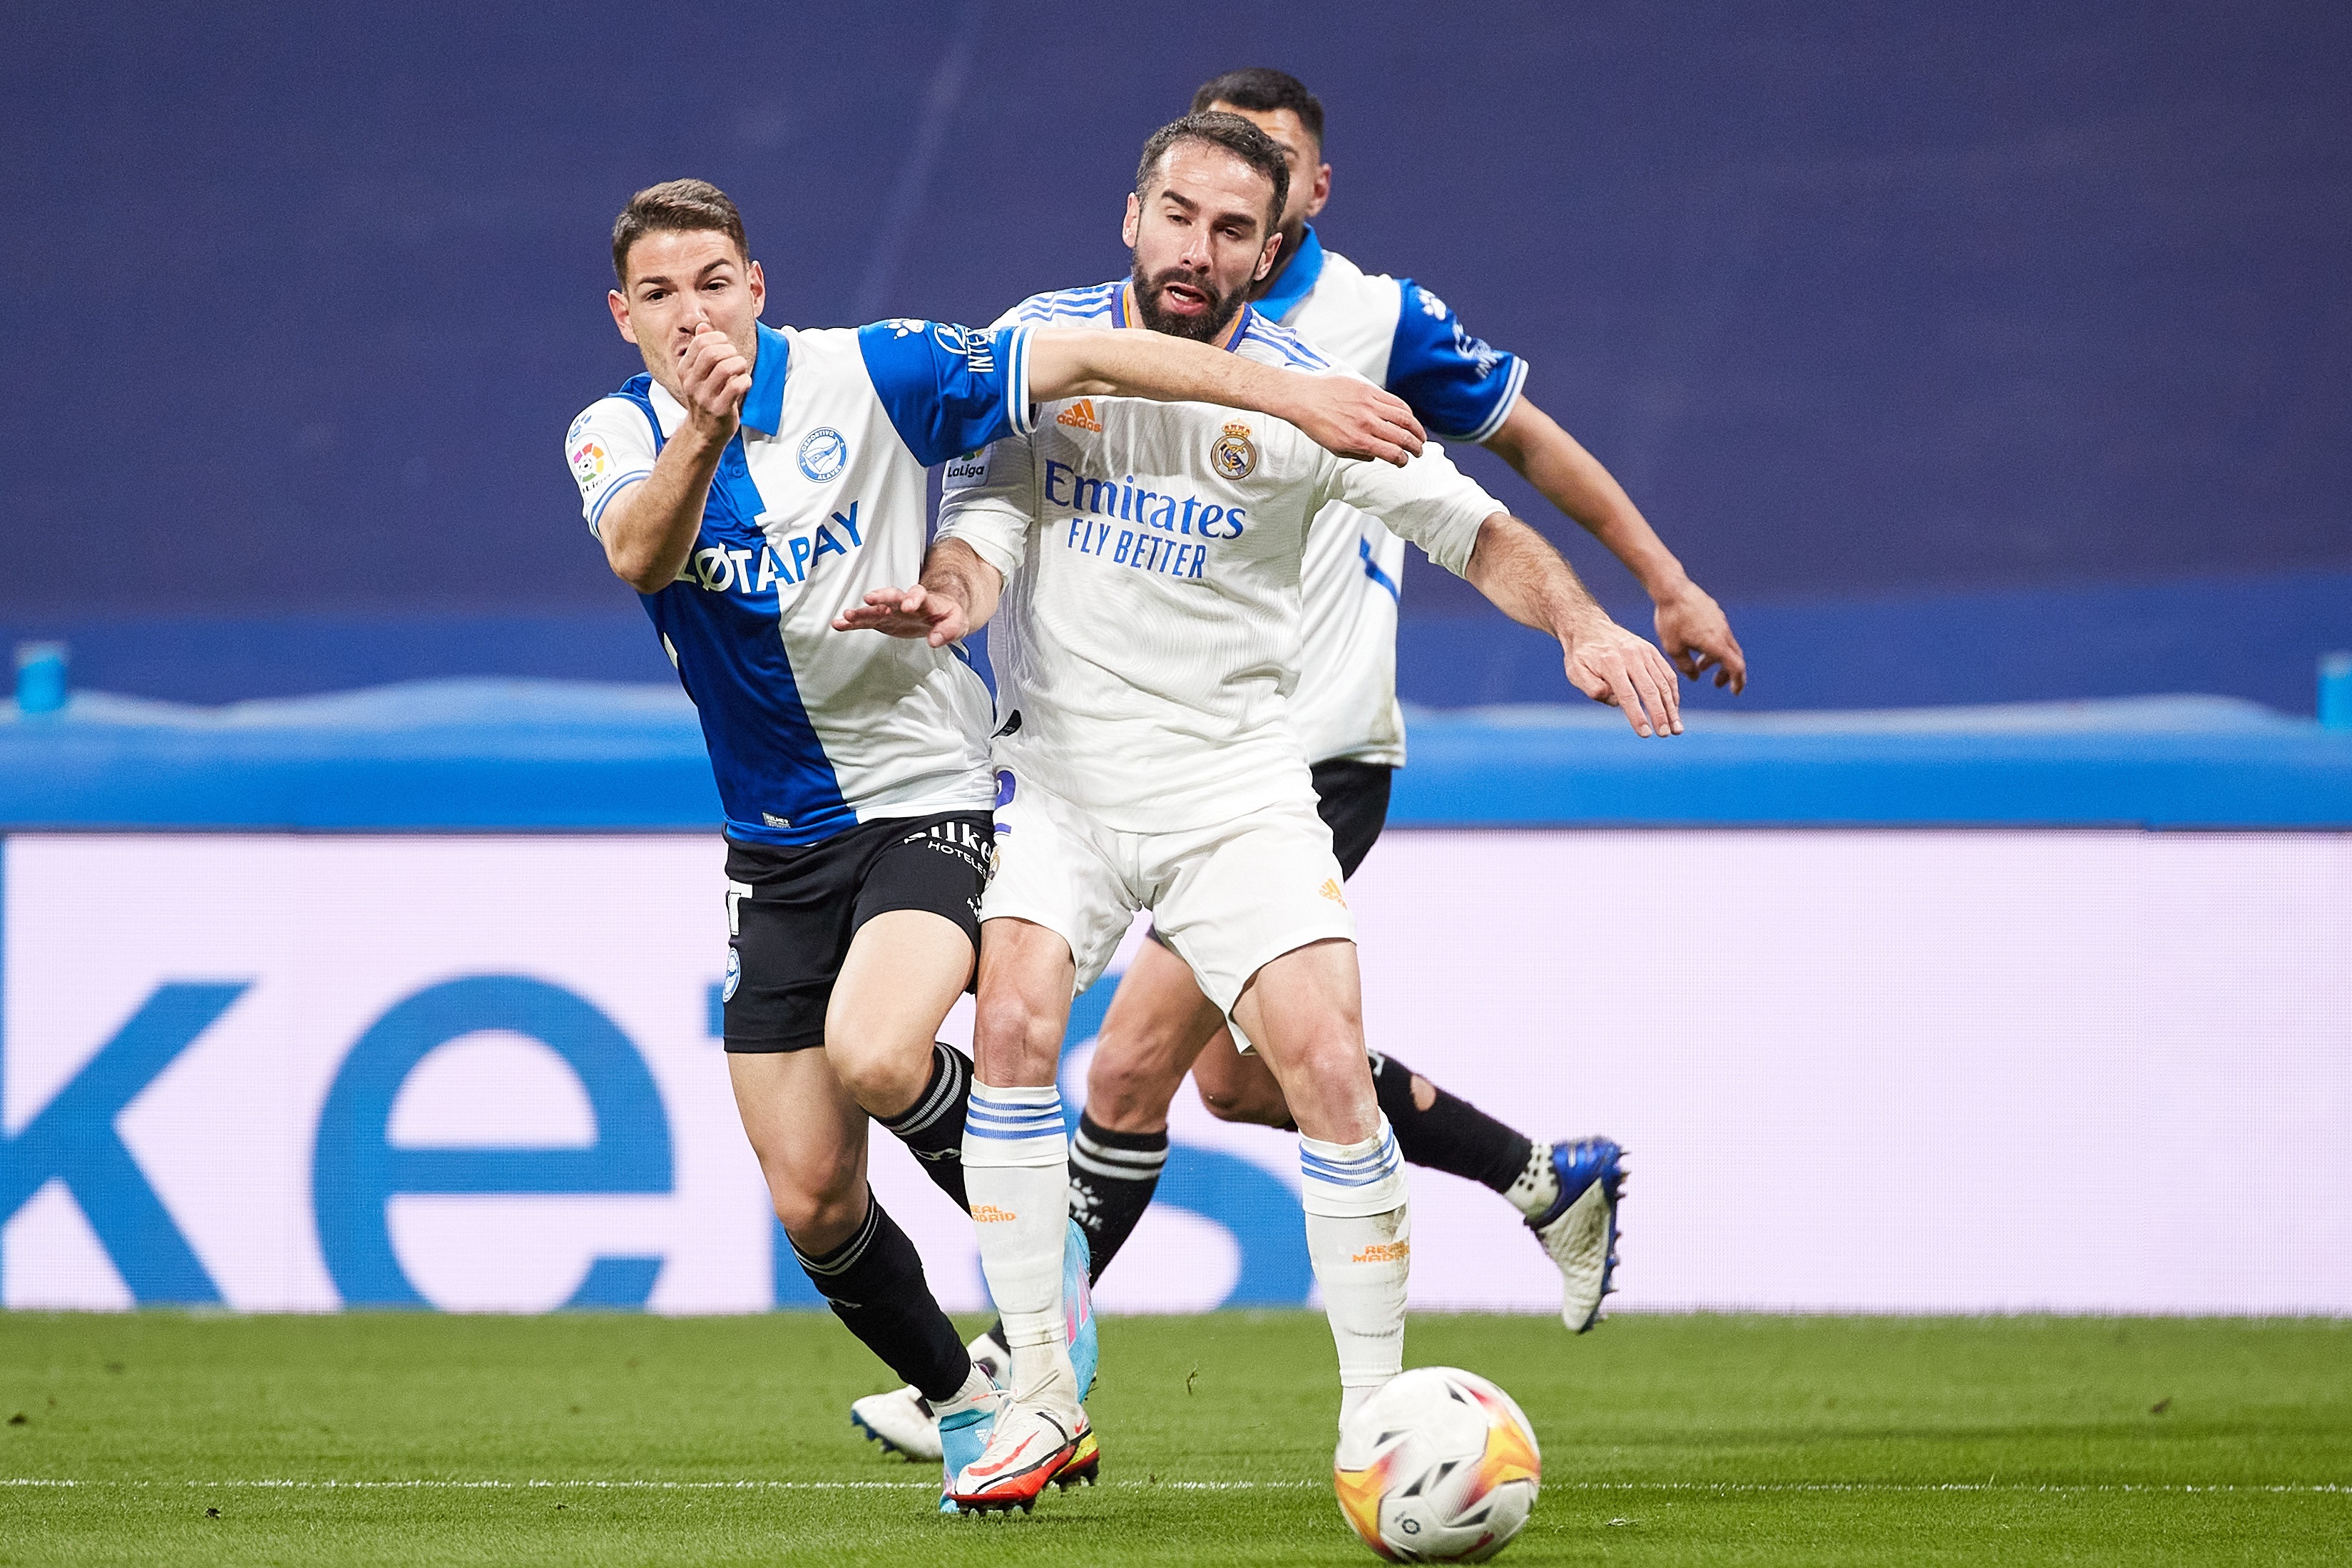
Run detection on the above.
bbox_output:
[1502,1141,1562,1221]
[1368,1048,1535,1196]
[878,1041,972,1210]
[1068,1110,1170,1283]
[792,1198,971,1402]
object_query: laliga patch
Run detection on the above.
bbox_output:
[571,439,609,486]
[723,946,742,1003]
[942,447,991,491]
[1210,421,1258,481]
[797,427,848,482]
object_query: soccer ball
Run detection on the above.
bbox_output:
[1333,1366,1542,1562]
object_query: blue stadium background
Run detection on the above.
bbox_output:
[4,0,2347,712]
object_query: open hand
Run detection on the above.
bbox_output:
[680,321,752,436]
[832,585,969,647]
[1655,583,1747,693]
[1288,376,1426,466]
[1563,622,1684,737]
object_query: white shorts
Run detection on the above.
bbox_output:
[983,769,1356,1044]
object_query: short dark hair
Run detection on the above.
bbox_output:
[1133,112,1289,233]
[610,178,748,287]
[1190,67,1324,146]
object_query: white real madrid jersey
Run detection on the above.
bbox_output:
[1247,228,1530,767]
[565,318,1037,846]
[941,281,1500,834]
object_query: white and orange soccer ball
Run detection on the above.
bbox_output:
[1333,1366,1542,1562]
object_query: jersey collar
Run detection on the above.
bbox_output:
[1252,223,1325,325]
[1113,280,1254,352]
[742,321,790,436]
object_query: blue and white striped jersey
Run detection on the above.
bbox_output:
[565,319,1035,847]
[1249,227,1530,768]
[949,280,1499,834]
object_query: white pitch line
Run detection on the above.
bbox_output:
[4,1479,2346,1495]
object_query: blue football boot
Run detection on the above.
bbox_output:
[936,1391,999,1515]
[1065,1216,1098,1401]
[1528,1137,1625,1331]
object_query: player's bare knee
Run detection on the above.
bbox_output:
[826,1032,929,1119]
[769,1173,864,1247]
[1085,1036,1185,1130]
[1196,1075,1289,1127]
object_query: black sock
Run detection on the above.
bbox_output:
[1068,1110,1170,1283]
[1370,1049,1533,1194]
[792,1198,971,1403]
[877,1042,971,1211]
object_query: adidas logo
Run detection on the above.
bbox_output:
[1317,878,1349,908]
[970,1204,1019,1223]
[1056,399,1103,432]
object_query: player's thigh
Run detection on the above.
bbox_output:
[975,774,1135,1085]
[1229,938,1377,1145]
[825,814,990,1105]
[1086,935,1229,1132]
[726,1047,871,1244]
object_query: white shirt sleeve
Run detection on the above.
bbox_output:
[1315,439,1499,578]
[934,434,1036,583]
[564,398,659,538]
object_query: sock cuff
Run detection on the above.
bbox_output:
[881,1042,969,1137]
[966,1082,1068,1169]
[1299,1118,1406,1218]
[791,1200,883,1276]
[1072,1111,1170,1182]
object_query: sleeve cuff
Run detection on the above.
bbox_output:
[938,516,1024,583]
[586,471,652,537]
[1003,324,1036,436]
[1457,357,1530,446]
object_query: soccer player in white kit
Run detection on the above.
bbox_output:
[566,179,1426,1511]
[1073,68,1752,1334]
[839,116,1680,1510]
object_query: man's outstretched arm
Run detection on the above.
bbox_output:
[832,538,1004,647]
[1482,398,1747,692]
[1463,511,1684,739]
[1026,328,1426,467]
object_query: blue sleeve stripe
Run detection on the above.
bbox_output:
[1359,537,1401,603]
[1004,324,1036,436]
[588,471,652,534]
[1460,355,1530,445]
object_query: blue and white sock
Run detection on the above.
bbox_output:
[963,1082,1073,1402]
[1299,1117,1411,1428]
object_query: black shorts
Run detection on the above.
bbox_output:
[1312,758,1396,880]
[722,811,991,1053]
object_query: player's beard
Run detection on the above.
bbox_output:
[1130,261,1242,343]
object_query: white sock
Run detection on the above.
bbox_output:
[929,1360,998,1422]
[1300,1117,1411,1429]
[1503,1141,1561,1220]
[963,1081,1074,1408]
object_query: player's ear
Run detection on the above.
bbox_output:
[1122,193,1140,249]
[1254,227,1283,282]
[747,258,767,317]
[608,289,638,345]
[1307,160,1331,220]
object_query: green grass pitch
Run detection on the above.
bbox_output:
[2,1311,2346,1565]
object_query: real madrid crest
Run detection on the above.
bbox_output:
[1210,421,1258,481]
